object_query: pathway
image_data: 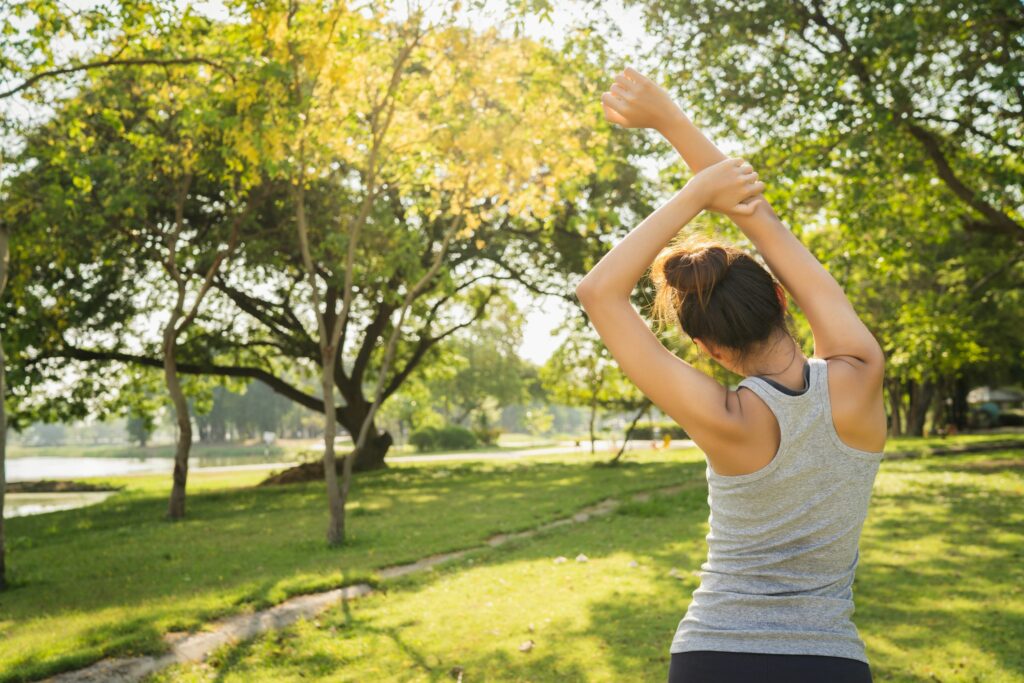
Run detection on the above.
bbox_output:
[42,478,703,683]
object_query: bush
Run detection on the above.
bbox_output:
[472,425,502,446]
[626,420,688,440]
[409,425,480,452]
[998,411,1024,427]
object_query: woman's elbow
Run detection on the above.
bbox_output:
[575,277,601,303]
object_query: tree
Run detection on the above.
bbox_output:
[0,196,7,588]
[540,318,648,456]
[620,0,1024,434]
[123,64,262,520]
[0,0,223,587]
[374,378,437,446]
[126,413,156,448]
[420,290,529,427]
[116,370,166,448]
[6,2,655,546]
[524,405,554,438]
[12,5,632,451]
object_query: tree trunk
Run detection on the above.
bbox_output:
[952,374,970,431]
[2,226,10,589]
[887,377,903,437]
[931,380,949,435]
[349,427,393,472]
[0,334,6,590]
[905,378,935,437]
[453,404,476,426]
[321,353,345,545]
[610,402,647,464]
[337,399,393,472]
[164,323,193,521]
[588,399,597,455]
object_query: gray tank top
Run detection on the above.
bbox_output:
[670,356,884,663]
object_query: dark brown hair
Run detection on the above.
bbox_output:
[650,232,792,363]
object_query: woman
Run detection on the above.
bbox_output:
[575,67,886,683]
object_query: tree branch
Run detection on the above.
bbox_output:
[43,346,333,417]
[0,56,232,100]
[210,275,317,355]
[380,284,500,401]
[904,121,1024,241]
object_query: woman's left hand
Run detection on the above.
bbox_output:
[689,157,766,216]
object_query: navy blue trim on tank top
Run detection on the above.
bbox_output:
[755,359,811,396]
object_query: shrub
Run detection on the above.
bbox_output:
[472,425,502,446]
[626,420,688,440]
[998,411,1024,427]
[409,425,480,452]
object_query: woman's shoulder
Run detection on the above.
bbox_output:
[706,384,782,476]
[818,355,888,454]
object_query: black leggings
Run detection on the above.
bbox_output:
[668,650,873,683]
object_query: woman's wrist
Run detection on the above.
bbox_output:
[655,106,688,136]
[679,172,710,212]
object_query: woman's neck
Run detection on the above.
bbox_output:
[742,335,808,391]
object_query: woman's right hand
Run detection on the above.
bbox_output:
[689,157,766,216]
[600,66,683,130]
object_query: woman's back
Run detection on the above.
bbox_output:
[669,356,884,664]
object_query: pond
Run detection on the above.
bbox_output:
[6,453,293,483]
[4,491,117,518]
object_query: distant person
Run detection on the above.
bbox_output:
[577,68,886,683]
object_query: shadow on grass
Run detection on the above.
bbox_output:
[202,486,711,681]
[856,478,1024,680]
[322,611,597,682]
[1,616,166,683]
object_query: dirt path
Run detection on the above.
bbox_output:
[42,479,703,683]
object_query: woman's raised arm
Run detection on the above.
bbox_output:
[602,68,884,369]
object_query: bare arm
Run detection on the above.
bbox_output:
[603,68,884,368]
[575,168,765,458]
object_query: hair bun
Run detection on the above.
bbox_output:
[664,246,731,309]
[649,235,788,349]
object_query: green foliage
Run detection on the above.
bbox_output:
[417,290,530,427]
[2,1,653,444]
[523,405,554,436]
[125,415,155,448]
[540,318,646,411]
[619,0,1024,396]
[470,407,503,446]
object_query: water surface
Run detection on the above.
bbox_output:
[6,453,292,482]
[4,491,116,518]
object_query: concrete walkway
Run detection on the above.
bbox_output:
[186,439,697,473]
[387,439,696,463]
[42,477,703,683]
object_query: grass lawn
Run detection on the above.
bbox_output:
[882,431,1024,456]
[1,438,1021,682]
[0,448,699,682]
[151,445,1024,683]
